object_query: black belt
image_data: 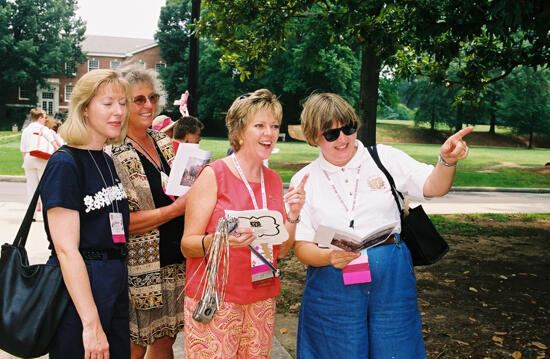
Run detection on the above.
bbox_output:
[378,234,396,246]
[80,247,128,261]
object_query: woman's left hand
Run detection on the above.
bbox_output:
[285,173,309,221]
[439,126,474,165]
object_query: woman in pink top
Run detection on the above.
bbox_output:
[181,89,307,359]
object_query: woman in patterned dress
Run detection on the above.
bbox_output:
[109,67,186,358]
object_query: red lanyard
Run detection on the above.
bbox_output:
[322,166,361,228]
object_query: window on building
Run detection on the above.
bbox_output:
[110,60,120,70]
[136,60,146,68]
[65,84,74,102]
[88,59,99,72]
[18,84,34,100]
[155,62,166,73]
[65,62,77,75]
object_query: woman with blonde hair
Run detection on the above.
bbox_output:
[39,69,131,358]
[181,89,307,359]
[109,66,186,358]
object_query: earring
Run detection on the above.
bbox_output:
[238,139,244,145]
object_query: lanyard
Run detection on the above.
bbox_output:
[127,135,166,174]
[322,165,361,228]
[88,150,120,213]
[231,153,267,210]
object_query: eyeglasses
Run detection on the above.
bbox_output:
[321,123,358,142]
[133,94,159,106]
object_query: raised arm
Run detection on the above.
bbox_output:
[423,126,473,197]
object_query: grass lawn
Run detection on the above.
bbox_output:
[2,129,549,187]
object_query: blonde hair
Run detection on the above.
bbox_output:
[59,69,130,146]
[300,93,361,146]
[226,89,283,152]
[29,108,46,122]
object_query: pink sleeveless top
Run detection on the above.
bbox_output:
[185,159,285,304]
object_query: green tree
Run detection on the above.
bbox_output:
[0,0,85,121]
[198,0,550,145]
[496,66,550,149]
[155,0,192,106]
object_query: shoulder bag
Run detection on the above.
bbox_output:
[29,127,56,160]
[367,145,449,266]
[0,148,81,357]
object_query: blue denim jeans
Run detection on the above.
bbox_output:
[297,239,426,359]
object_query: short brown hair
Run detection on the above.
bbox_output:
[173,116,204,140]
[29,108,46,122]
[59,69,130,146]
[300,93,361,146]
[226,89,282,152]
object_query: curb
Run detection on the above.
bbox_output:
[0,175,26,183]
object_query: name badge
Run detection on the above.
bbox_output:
[109,212,126,243]
[342,249,371,285]
[251,243,275,286]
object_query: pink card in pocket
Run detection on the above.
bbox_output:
[342,251,371,285]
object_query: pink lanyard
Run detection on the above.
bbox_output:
[231,154,267,210]
[322,166,361,228]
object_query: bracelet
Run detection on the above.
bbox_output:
[438,153,457,167]
[201,233,208,256]
[288,215,300,224]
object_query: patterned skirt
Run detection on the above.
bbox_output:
[129,263,186,346]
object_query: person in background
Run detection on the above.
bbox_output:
[152,114,180,153]
[109,67,186,359]
[20,108,58,220]
[181,89,307,359]
[40,69,131,358]
[173,115,203,145]
[290,93,472,359]
[45,116,66,147]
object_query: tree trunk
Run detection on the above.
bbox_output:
[528,114,534,149]
[489,96,496,134]
[358,44,381,146]
[430,105,435,130]
[187,0,201,117]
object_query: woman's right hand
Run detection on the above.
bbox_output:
[83,322,109,359]
[228,226,256,248]
[328,250,361,269]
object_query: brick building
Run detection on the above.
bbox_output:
[5,35,165,127]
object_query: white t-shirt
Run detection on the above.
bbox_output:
[290,140,434,242]
[20,121,55,153]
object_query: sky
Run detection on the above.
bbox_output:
[75,0,166,39]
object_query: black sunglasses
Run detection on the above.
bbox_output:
[133,94,159,106]
[321,123,358,142]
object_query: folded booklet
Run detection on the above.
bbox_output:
[165,143,212,196]
[313,220,399,252]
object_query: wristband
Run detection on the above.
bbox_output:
[288,215,300,224]
[438,153,457,167]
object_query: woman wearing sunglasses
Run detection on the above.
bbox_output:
[108,67,186,358]
[290,93,472,359]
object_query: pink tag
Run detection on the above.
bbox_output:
[342,252,371,285]
[109,212,126,243]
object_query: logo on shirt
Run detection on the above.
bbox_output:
[367,176,386,190]
[83,182,127,213]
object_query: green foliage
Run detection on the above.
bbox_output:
[496,66,550,147]
[0,0,85,102]
[155,0,192,104]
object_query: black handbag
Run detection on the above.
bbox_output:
[0,148,81,357]
[367,146,449,266]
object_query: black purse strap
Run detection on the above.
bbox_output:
[366,145,405,216]
[13,147,84,248]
